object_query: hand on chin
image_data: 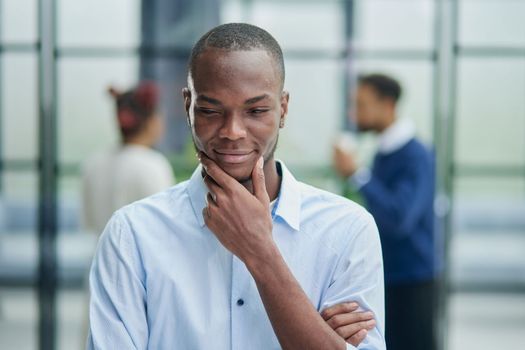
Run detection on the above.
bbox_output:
[215,160,255,184]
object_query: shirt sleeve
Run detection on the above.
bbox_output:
[320,213,386,350]
[87,212,148,350]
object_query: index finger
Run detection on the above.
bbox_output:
[321,302,359,321]
[199,152,238,190]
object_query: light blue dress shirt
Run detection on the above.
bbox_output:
[87,161,385,350]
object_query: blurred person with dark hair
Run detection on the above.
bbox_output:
[87,23,385,350]
[333,73,437,350]
[82,82,175,234]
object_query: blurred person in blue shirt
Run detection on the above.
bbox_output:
[87,23,385,350]
[333,73,438,350]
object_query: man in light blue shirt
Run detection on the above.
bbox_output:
[88,23,385,350]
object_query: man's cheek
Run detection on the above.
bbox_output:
[191,128,207,150]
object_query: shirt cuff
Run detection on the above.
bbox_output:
[348,167,371,190]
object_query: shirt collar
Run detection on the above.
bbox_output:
[274,161,301,231]
[186,160,301,231]
[378,118,415,154]
[187,164,208,228]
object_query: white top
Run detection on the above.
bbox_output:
[82,144,175,234]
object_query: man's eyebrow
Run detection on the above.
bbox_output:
[197,95,222,106]
[244,94,270,105]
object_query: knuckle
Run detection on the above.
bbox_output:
[229,186,239,196]
[348,334,361,346]
[331,314,343,328]
[334,327,345,338]
[358,320,370,329]
[343,303,353,312]
[326,318,336,329]
[358,312,369,321]
[344,323,359,334]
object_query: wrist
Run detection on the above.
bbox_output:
[244,240,281,279]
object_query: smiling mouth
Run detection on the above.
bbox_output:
[213,150,254,164]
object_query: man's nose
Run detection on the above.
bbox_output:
[219,113,247,140]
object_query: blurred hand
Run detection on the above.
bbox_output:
[333,144,358,178]
[321,302,376,347]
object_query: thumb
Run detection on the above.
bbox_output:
[252,156,269,204]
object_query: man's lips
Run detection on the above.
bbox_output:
[213,149,255,164]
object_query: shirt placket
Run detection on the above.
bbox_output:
[230,255,252,350]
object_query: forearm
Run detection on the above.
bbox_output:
[246,244,347,350]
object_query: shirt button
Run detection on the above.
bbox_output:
[236,298,244,306]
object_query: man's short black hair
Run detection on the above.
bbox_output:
[188,23,285,89]
[358,73,402,103]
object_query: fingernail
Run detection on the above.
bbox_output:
[258,157,264,169]
[349,302,358,308]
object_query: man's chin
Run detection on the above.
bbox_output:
[216,162,254,184]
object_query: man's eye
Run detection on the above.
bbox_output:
[198,108,219,115]
[249,109,269,115]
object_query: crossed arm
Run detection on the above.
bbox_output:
[200,154,384,349]
[87,156,381,349]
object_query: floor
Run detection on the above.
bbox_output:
[0,288,524,350]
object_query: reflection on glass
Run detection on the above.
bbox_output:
[58,57,139,163]
[0,0,37,43]
[456,58,525,166]
[1,53,38,160]
[459,0,525,47]
[353,0,434,50]
[249,1,345,51]
[57,0,140,47]
[276,58,344,168]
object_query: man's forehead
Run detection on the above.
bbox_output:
[194,47,271,63]
[196,93,272,106]
[190,56,279,94]
[192,49,279,80]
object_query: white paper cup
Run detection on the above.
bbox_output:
[335,131,357,154]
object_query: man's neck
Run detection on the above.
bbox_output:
[263,158,282,201]
[241,158,281,201]
[376,115,396,133]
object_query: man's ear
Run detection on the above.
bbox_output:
[182,87,192,126]
[279,90,290,128]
